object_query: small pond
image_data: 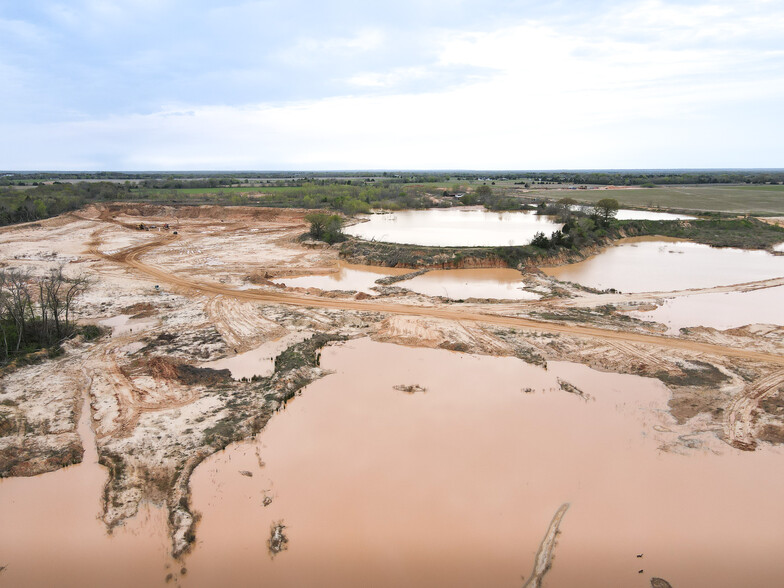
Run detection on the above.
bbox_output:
[628,286,784,333]
[271,263,409,295]
[343,209,563,247]
[398,268,540,300]
[344,208,696,247]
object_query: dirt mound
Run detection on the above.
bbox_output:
[147,355,230,385]
[122,302,157,318]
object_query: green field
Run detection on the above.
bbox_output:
[523,185,784,215]
[140,187,264,195]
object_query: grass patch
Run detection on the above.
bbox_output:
[619,217,784,249]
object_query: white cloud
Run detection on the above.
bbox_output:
[346,66,431,88]
[4,0,784,169]
[278,29,386,66]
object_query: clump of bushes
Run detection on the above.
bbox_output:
[304,212,346,244]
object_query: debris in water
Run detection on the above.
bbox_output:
[637,553,644,558]
[557,378,592,401]
[393,384,427,394]
[268,521,289,556]
[650,578,673,588]
[263,494,273,507]
[239,470,253,477]
[522,503,570,588]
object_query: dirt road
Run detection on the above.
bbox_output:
[109,235,784,366]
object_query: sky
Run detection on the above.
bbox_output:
[1,0,783,170]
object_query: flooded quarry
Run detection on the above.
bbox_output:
[543,238,784,293]
[184,339,784,588]
[2,202,784,588]
[343,209,563,246]
[271,262,409,295]
[344,208,696,247]
[397,268,540,300]
[4,339,784,587]
[628,285,784,333]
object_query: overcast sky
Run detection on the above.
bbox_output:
[1,0,783,170]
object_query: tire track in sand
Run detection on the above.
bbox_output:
[725,369,784,450]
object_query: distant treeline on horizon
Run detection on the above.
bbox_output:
[2,169,784,187]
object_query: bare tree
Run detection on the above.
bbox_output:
[0,265,90,362]
[40,265,90,341]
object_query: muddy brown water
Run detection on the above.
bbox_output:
[0,398,173,587]
[343,209,695,247]
[629,285,784,333]
[343,209,563,246]
[201,332,312,380]
[397,268,540,300]
[185,339,784,588]
[271,262,409,295]
[544,238,784,293]
[3,341,784,587]
[273,264,541,301]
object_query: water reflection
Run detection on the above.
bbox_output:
[344,209,563,247]
[186,339,784,588]
[628,286,784,333]
[543,239,784,292]
[399,268,539,300]
[0,398,173,587]
[271,263,409,295]
[344,208,696,247]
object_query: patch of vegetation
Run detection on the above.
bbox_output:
[618,217,784,249]
[0,266,89,366]
[0,182,132,225]
[341,239,512,268]
[273,333,346,373]
[81,324,103,341]
[175,364,231,386]
[304,212,346,244]
[656,360,729,387]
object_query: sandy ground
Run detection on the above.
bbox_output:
[1,203,783,561]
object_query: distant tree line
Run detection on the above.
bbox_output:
[0,182,133,225]
[520,171,784,186]
[4,170,783,188]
